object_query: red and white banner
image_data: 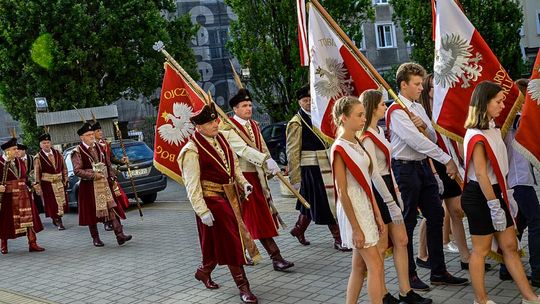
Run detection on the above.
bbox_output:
[432,0,522,141]
[296,0,309,66]
[308,3,380,138]
[154,62,205,184]
[514,49,540,169]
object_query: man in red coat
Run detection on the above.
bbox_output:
[0,137,45,254]
[91,121,128,231]
[221,88,294,272]
[178,103,259,303]
[71,122,132,247]
[33,132,68,230]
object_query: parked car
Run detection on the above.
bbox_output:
[261,121,288,165]
[63,140,167,209]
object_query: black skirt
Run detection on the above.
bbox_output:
[461,181,513,235]
[373,174,399,225]
[433,159,462,199]
[297,165,336,225]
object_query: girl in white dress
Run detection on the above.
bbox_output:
[330,96,385,304]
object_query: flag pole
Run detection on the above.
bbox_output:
[309,0,463,187]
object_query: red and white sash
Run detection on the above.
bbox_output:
[361,128,391,168]
[330,139,376,209]
[385,103,404,140]
[464,130,509,207]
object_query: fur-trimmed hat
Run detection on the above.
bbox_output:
[38,133,51,142]
[16,143,27,150]
[1,138,17,150]
[90,121,102,131]
[77,122,93,136]
[228,88,251,108]
[296,84,310,100]
[190,104,218,125]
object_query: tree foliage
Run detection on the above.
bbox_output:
[392,0,524,79]
[0,0,198,146]
[225,0,374,121]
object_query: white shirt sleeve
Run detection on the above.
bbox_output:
[363,138,394,203]
[390,109,451,164]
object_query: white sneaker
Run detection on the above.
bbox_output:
[473,300,497,304]
[443,241,459,253]
[522,295,540,304]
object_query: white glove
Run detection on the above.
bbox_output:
[292,183,301,191]
[507,189,519,218]
[396,190,404,210]
[244,183,253,197]
[200,211,215,227]
[265,158,281,175]
[487,199,507,231]
[434,174,444,195]
[386,201,404,225]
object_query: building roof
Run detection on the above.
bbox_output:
[36,105,118,126]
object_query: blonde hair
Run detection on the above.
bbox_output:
[464,81,502,130]
[331,95,373,174]
[360,90,383,134]
[332,96,362,128]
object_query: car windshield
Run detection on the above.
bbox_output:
[112,143,154,162]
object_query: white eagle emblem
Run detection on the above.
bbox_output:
[314,57,354,99]
[434,33,483,89]
[528,65,540,105]
[158,102,195,146]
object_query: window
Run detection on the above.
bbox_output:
[537,10,540,35]
[373,0,389,5]
[375,23,396,48]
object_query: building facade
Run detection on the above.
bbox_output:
[360,0,411,73]
[519,0,540,62]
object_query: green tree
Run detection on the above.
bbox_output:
[0,0,198,147]
[225,0,374,121]
[392,0,524,79]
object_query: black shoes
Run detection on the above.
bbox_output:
[399,290,433,304]
[416,257,430,269]
[430,271,469,286]
[409,275,430,291]
[383,293,401,304]
[460,261,492,271]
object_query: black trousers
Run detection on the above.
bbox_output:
[392,159,446,276]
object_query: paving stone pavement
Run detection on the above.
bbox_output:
[0,178,537,304]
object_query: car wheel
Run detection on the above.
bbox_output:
[278,148,287,165]
[141,193,157,204]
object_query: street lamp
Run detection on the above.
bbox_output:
[35,97,48,112]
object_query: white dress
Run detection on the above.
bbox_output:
[331,138,379,249]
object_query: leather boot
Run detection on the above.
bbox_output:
[112,217,132,245]
[56,217,65,230]
[228,265,258,303]
[328,224,351,252]
[259,238,294,271]
[194,261,219,289]
[290,214,311,245]
[27,228,45,252]
[1,239,7,254]
[89,224,104,247]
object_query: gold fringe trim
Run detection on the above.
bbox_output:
[384,247,393,259]
[487,248,526,263]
